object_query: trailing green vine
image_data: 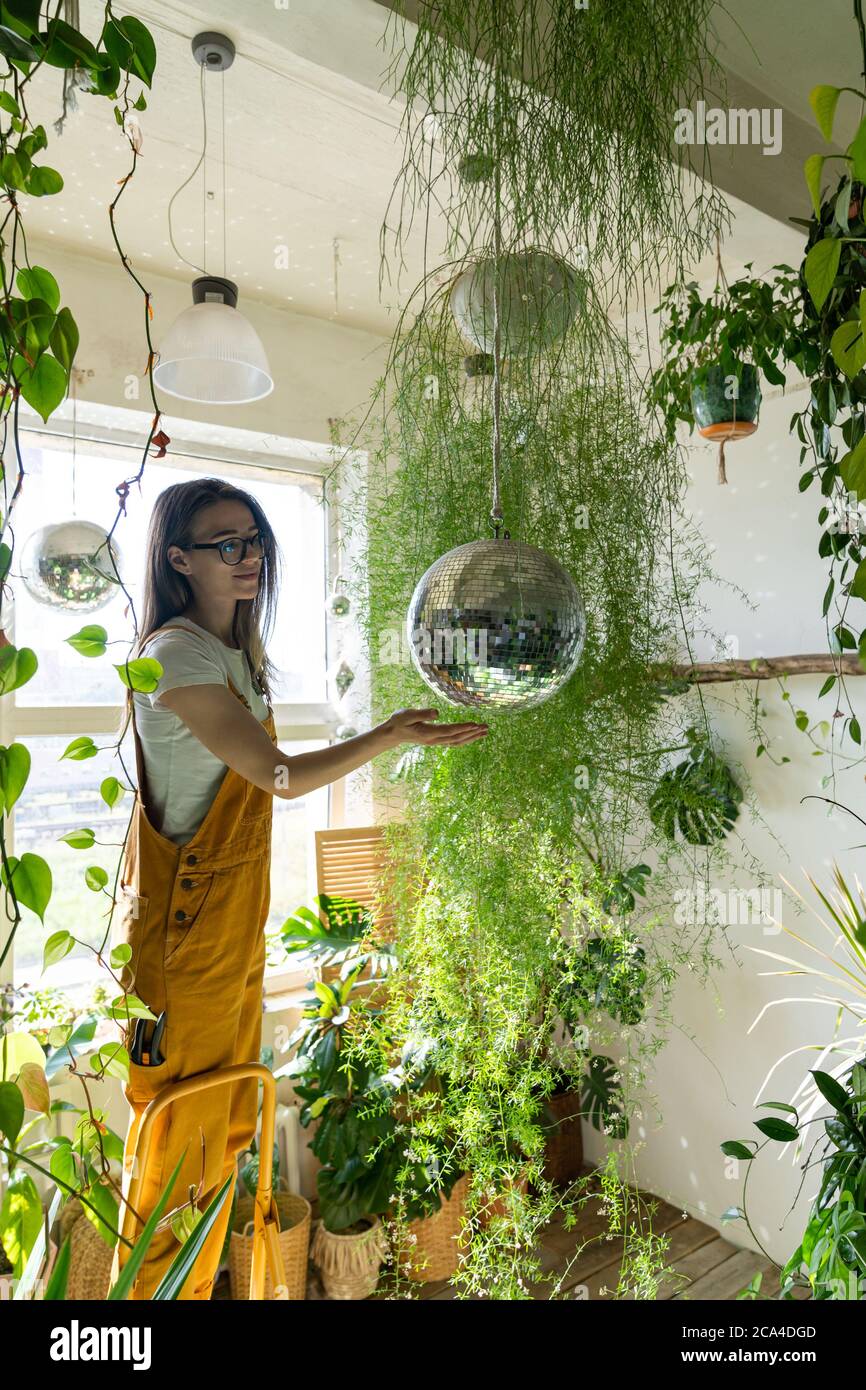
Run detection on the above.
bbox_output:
[0,0,174,1288]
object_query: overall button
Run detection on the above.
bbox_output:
[180,878,194,890]
[186,854,198,866]
[175,910,187,922]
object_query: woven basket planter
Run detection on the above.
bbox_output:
[542,1088,584,1188]
[230,1190,311,1300]
[310,1215,388,1299]
[397,1172,470,1283]
[58,1198,115,1300]
[479,1166,531,1226]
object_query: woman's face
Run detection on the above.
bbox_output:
[168,499,264,606]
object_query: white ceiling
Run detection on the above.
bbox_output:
[18,0,858,337]
[23,0,448,336]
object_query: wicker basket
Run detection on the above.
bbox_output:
[479,1166,531,1225]
[542,1088,584,1187]
[310,1216,388,1299]
[58,1198,115,1300]
[229,1189,311,1300]
[398,1173,470,1282]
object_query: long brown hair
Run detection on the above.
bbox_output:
[136,476,281,700]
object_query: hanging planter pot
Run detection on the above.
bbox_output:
[450,250,584,357]
[690,362,761,485]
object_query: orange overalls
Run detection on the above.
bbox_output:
[108,623,276,1300]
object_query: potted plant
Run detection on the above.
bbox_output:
[719,857,866,1299]
[647,256,795,482]
[722,1059,866,1300]
[275,968,395,1298]
[379,1025,470,1282]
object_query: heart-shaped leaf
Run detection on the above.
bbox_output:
[0,742,30,814]
[66,624,107,658]
[43,930,74,969]
[0,1080,24,1142]
[810,84,842,140]
[58,827,95,849]
[0,644,37,695]
[16,265,59,312]
[831,318,866,378]
[60,736,98,761]
[805,237,842,312]
[114,656,162,693]
[1,852,52,921]
[16,1061,49,1114]
[100,776,124,808]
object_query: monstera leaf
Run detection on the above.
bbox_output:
[649,734,742,845]
[581,1054,628,1138]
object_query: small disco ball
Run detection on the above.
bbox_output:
[335,723,358,740]
[325,590,351,619]
[406,537,586,710]
[450,250,583,356]
[20,519,122,613]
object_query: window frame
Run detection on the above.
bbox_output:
[0,411,370,999]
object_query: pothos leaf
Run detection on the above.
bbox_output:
[809,84,842,142]
[804,237,841,313]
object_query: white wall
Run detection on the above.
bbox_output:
[583,379,866,1267]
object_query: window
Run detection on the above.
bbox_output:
[5,425,340,1003]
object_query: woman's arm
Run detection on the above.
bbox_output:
[157,682,488,799]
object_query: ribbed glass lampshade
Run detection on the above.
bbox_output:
[153,275,273,404]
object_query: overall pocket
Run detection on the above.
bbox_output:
[163,872,215,968]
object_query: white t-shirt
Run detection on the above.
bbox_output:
[132,616,269,845]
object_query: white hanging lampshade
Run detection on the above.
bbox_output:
[153,275,273,405]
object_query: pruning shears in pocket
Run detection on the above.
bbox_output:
[130,1010,166,1066]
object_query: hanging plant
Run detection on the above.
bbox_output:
[381,0,729,299]
[648,1,866,750]
[330,276,743,1296]
[646,250,794,483]
[648,728,743,846]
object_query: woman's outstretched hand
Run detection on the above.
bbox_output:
[379,706,489,748]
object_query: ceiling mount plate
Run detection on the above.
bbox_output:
[191,31,235,71]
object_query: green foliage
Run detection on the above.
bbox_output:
[330,249,740,1293]
[647,270,794,444]
[276,973,402,1232]
[279,892,398,982]
[383,0,728,299]
[648,729,743,845]
[724,1061,866,1300]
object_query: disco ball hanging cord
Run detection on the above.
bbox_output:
[489,154,509,544]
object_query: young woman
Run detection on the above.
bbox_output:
[109,476,488,1300]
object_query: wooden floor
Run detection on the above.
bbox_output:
[214,1172,803,1302]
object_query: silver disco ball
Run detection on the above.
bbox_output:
[406,538,586,710]
[20,520,122,613]
[450,250,583,356]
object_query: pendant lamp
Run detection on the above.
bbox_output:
[153,274,273,404]
[153,32,274,405]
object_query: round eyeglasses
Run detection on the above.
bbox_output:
[184,531,266,566]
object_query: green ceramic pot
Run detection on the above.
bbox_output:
[690,362,761,432]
